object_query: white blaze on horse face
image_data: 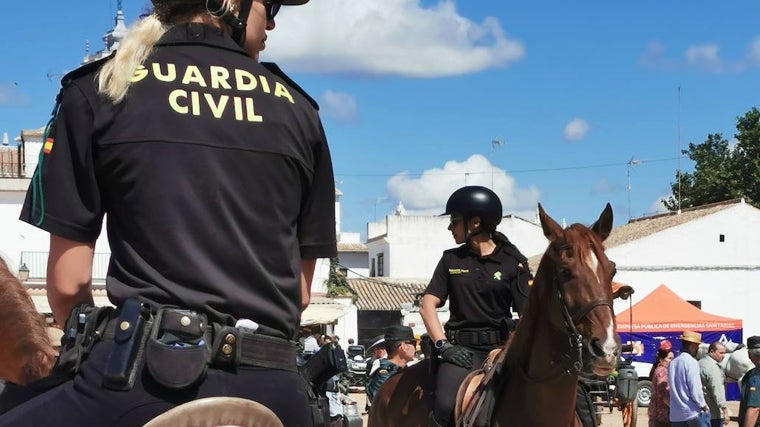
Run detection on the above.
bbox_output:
[585,249,601,285]
[602,321,618,359]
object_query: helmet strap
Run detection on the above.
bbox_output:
[206,0,251,47]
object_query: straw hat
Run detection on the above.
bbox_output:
[679,330,702,344]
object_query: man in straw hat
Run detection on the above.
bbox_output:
[669,330,711,426]
[739,335,760,427]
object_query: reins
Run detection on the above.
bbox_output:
[514,274,613,383]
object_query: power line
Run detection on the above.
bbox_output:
[334,156,679,178]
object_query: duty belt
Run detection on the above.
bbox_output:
[446,329,506,346]
[102,308,297,372]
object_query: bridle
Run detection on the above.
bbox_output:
[555,277,613,375]
[517,257,614,383]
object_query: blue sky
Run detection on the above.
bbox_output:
[1,1,758,239]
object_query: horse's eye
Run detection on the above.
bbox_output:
[559,268,573,280]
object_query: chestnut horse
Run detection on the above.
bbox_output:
[369,203,621,427]
[0,257,57,386]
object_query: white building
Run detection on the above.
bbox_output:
[366,202,548,279]
[604,198,760,336]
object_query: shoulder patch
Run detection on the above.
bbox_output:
[260,62,319,110]
[378,369,388,375]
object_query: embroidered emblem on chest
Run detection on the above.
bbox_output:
[492,271,502,280]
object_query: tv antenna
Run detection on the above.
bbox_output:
[626,158,640,221]
[490,137,504,189]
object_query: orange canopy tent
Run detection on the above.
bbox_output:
[616,284,743,400]
[616,284,742,333]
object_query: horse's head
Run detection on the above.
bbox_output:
[536,203,620,377]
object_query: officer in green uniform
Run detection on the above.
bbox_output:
[740,336,760,427]
[365,325,417,407]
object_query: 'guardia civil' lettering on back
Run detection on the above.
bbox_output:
[130,63,296,122]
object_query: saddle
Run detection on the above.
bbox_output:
[453,348,507,427]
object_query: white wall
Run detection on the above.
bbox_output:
[367,214,548,279]
[610,202,760,336]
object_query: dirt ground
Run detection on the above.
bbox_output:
[348,390,742,426]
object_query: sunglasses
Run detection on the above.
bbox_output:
[264,0,282,21]
[404,340,417,346]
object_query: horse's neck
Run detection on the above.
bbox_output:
[509,294,571,380]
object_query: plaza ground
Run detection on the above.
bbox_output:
[348,390,742,426]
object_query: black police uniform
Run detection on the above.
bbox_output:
[3,23,336,427]
[424,231,531,426]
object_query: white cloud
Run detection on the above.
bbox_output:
[640,36,760,73]
[562,118,590,141]
[638,40,675,71]
[385,154,540,217]
[684,44,724,73]
[648,195,670,215]
[264,0,525,77]
[319,90,358,122]
[745,36,760,66]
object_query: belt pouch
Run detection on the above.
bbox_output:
[146,307,209,389]
[55,304,113,378]
[103,298,150,391]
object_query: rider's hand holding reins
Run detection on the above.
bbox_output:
[439,342,473,369]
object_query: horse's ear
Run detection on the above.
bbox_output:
[538,203,563,242]
[591,203,613,242]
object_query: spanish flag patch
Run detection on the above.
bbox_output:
[43,137,54,154]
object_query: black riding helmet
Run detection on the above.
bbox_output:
[443,186,503,233]
[151,0,309,47]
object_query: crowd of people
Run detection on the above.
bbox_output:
[642,330,760,427]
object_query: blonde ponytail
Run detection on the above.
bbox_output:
[97,14,167,104]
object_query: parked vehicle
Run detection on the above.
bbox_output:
[343,345,367,388]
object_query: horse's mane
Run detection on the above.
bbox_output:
[0,257,57,384]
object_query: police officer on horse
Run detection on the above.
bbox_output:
[420,186,532,427]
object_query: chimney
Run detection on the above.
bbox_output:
[2,132,8,146]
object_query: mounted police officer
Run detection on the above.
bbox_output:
[420,186,532,427]
[365,325,417,407]
[2,0,336,425]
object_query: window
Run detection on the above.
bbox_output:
[719,234,725,242]
[377,253,384,277]
[687,300,702,309]
[370,259,376,277]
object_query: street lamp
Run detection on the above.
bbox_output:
[18,263,30,282]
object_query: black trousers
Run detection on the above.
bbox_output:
[432,349,489,427]
[0,339,311,427]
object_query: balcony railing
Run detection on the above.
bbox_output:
[20,251,110,284]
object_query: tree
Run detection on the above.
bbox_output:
[664,107,760,210]
[325,258,357,303]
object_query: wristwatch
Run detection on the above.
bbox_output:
[434,339,448,350]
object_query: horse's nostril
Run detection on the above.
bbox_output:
[588,338,605,358]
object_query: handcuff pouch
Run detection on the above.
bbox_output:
[145,307,209,389]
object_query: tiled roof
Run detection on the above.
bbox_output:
[338,242,368,252]
[347,278,428,311]
[526,199,744,272]
[604,199,740,248]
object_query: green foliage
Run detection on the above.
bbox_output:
[325,258,357,303]
[665,107,760,210]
